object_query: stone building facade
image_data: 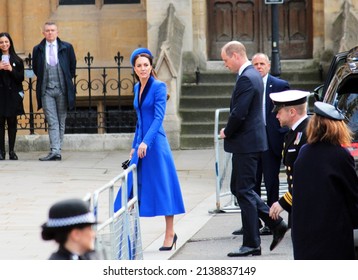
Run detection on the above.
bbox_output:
[1,0,357,80]
[0,0,357,148]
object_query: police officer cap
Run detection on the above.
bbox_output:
[314,101,345,120]
[41,198,96,240]
[269,90,310,112]
[130,47,153,66]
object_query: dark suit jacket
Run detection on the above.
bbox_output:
[32,37,77,110]
[265,74,290,157]
[224,65,268,154]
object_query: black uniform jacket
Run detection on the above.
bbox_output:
[48,246,100,260]
[278,117,309,212]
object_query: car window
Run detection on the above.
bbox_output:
[337,93,358,142]
[322,52,349,96]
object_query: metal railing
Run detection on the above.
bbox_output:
[210,108,289,213]
[18,52,137,134]
[92,163,143,260]
[210,108,239,213]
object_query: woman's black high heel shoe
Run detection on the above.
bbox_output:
[9,151,18,160]
[159,234,177,251]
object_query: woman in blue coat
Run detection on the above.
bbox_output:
[124,48,185,251]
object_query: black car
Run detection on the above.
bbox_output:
[313,46,358,170]
[312,45,358,257]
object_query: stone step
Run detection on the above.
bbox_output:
[289,82,321,92]
[179,108,229,122]
[181,84,233,96]
[180,134,214,149]
[280,69,322,83]
[180,95,230,109]
[181,121,227,134]
[179,59,322,149]
[206,59,318,71]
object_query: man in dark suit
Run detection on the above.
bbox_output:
[232,53,291,236]
[253,53,290,234]
[32,22,77,161]
[220,41,288,257]
[268,90,309,226]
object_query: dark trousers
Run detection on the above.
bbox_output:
[255,148,282,206]
[0,115,17,152]
[230,152,282,248]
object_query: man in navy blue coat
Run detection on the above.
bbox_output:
[220,41,288,257]
[253,53,290,233]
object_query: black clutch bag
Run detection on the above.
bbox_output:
[121,159,130,170]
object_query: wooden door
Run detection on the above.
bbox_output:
[207,0,312,60]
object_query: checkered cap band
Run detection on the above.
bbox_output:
[46,212,95,227]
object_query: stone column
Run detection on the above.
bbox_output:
[146,2,191,149]
[7,0,24,53]
[0,0,7,32]
[146,0,193,56]
[192,0,208,68]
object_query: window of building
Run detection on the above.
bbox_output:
[59,0,95,4]
[104,0,140,3]
[59,0,140,4]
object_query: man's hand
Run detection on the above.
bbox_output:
[219,128,226,139]
[269,201,284,220]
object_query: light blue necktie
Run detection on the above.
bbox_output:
[49,44,57,66]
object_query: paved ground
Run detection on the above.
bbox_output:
[0,148,293,260]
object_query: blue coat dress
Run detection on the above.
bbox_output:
[115,76,185,217]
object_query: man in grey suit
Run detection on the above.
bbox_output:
[33,22,76,161]
[220,41,288,257]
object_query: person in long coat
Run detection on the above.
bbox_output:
[32,22,76,161]
[0,32,24,161]
[292,101,358,259]
[115,48,185,251]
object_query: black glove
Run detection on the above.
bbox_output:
[121,159,130,170]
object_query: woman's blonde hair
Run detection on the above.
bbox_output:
[306,114,353,146]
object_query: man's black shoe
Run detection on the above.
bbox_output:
[260,226,272,235]
[232,227,244,235]
[228,246,261,257]
[270,220,288,251]
[39,153,62,161]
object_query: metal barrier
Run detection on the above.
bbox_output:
[210,108,240,213]
[210,108,288,213]
[92,164,143,260]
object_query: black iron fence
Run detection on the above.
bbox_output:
[19,52,137,134]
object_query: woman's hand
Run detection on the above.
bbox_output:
[137,142,148,159]
[0,61,12,71]
[129,148,135,159]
